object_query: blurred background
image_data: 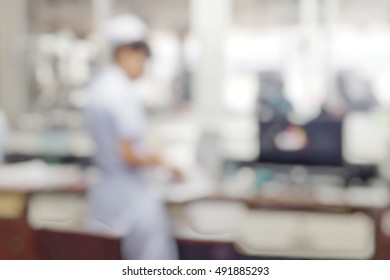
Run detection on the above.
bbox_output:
[2,0,390,259]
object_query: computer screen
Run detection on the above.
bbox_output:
[258,119,343,166]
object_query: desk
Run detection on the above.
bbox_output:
[0,162,389,260]
[167,190,389,260]
[0,192,36,259]
[0,161,89,259]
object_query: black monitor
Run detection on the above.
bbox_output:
[258,119,343,166]
[256,71,344,167]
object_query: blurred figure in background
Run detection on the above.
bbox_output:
[84,14,180,260]
[336,71,378,113]
[0,109,7,163]
[258,72,294,121]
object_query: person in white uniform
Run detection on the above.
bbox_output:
[84,14,180,260]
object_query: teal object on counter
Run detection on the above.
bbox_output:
[255,168,275,190]
[41,129,69,157]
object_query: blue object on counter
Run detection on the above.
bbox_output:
[255,168,275,190]
[41,129,70,156]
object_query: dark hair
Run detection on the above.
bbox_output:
[127,41,151,57]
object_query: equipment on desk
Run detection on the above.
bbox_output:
[254,70,380,181]
[252,117,378,186]
[232,118,343,191]
[254,69,379,184]
[5,129,94,165]
[259,119,343,166]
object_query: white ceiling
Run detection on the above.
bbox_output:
[339,0,390,25]
[115,0,190,31]
[27,0,390,35]
[233,0,299,27]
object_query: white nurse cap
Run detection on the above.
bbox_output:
[101,14,148,49]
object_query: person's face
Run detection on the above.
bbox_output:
[116,47,148,79]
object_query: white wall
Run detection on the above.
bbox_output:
[0,0,29,123]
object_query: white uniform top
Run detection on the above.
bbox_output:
[84,64,177,260]
[85,64,147,176]
[84,65,150,231]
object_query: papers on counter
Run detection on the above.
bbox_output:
[147,167,216,203]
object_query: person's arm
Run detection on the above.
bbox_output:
[119,139,161,167]
[119,140,183,180]
[112,93,183,179]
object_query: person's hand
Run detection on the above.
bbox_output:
[169,166,184,182]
